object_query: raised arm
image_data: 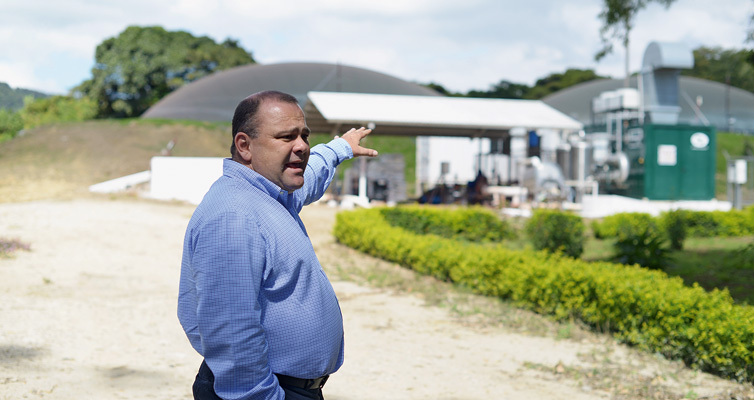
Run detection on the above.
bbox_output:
[298,127,378,207]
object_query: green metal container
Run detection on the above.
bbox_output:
[640,124,716,200]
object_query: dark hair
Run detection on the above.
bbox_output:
[230,90,300,157]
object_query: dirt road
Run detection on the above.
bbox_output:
[0,199,750,399]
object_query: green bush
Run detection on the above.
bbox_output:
[592,212,655,239]
[0,108,24,142]
[524,209,584,258]
[593,209,754,240]
[659,209,688,250]
[380,205,513,243]
[19,95,97,130]
[334,207,754,383]
[613,222,669,270]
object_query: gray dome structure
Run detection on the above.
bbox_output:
[142,62,440,122]
[543,76,754,133]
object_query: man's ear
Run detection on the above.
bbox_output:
[234,132,253,163]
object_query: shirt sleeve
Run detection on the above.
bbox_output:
[191,212,285,400]
[297,137,353,209]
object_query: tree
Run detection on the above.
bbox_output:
[420,82,463,96]
[467,80,530,99]
[683,47,754,94]
[459,69,604,100]
[525,69,608,99]
[76,26,255,118]
[595,0,677,87]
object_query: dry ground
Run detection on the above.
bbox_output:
[0,197,752,400]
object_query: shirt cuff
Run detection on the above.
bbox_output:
[328,137,354,161]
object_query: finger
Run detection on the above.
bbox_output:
[356,146,378,157]
[353,128,372,139]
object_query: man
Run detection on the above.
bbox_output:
[178,90,377,400]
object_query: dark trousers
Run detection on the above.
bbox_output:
[193,360,325,400]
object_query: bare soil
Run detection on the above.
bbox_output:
[1,197,752,399]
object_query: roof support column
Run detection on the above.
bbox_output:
[358,122,375,201]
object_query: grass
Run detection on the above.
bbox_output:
[502,223,754,305]
[310,132,417,196]
[715,131,754,174]
[0,120,230,203]
[580,234,754,305]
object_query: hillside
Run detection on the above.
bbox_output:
[0,119,419,203]
[0,82,49,110]
[0,120,230,202]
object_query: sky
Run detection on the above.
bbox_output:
[1,0,752,95]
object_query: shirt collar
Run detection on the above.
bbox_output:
[223,158,292,204]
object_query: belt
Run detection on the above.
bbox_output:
[275,374,329,390]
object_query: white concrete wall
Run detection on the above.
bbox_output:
[149,157,224,204]
[418,136,489,186]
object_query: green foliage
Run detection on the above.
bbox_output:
[334,208,754,383]
[660,209,688,250]
[461,69,606,100]
[593,209,754,267]
[683,209,754,238]
[467,80,531,99]
[419,82,464,97]
[525,69,609,99]
[592,212,655,239]
[593,209,754,240]
[595,0,678,61]
[717,132,751,174]
[76,26,255,118]
[684,47,754,95]
[730,242,754,270]
[613,220,669,270]
[380,206,513,243]
[525,209,585,258]
[0,82,48,111]
[0,108,23,143]
[18,96,97,130]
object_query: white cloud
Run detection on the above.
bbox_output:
[0,0,751,94]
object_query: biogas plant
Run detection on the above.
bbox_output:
[416,42,744,218]
[117,42,751,216]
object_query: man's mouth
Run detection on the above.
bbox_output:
[285,161,305,171]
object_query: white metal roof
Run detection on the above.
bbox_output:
[304,91,583,137]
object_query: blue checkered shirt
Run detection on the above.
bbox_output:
[178,139,353,399]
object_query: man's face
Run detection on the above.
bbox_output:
[248,100,311,192]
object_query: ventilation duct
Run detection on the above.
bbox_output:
[640,42,694,125]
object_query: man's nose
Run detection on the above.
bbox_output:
[292,136,309,153]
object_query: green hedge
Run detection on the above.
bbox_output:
[379,205,513,243]
[591,212,656,239]
[334,208,754,383]
[524,209,585,258]
[592,207,754,239]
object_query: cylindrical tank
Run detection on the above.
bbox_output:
[569,141,593,182]
[556,143,572,180]
[521,158,566,199]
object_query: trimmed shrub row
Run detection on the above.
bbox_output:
[379,205,514,243]
[592,207,754,240]
[334,208,754,383]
